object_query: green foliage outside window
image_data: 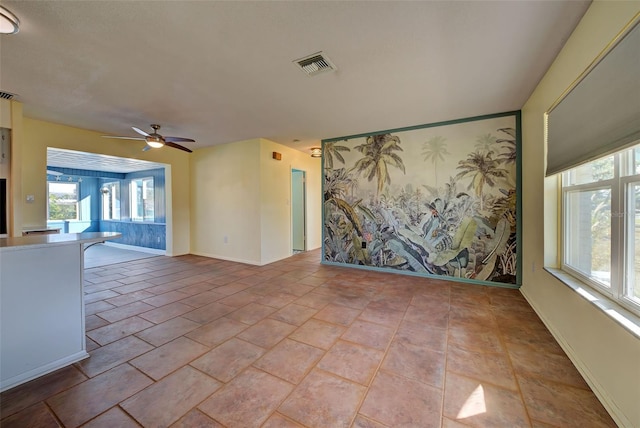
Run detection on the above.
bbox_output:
[48,191,77,220]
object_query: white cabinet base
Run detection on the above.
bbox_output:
[1,350,89,392]
[0,232,119,392]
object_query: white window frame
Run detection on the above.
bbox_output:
[130,177,154,222]
[47,181,79,221]
[101,181,120,220]
[561,144,640,317]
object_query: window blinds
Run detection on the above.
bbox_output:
[546,20,640,177]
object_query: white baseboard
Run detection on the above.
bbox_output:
[520,288,632,428]
[190,251,261,266]
[0,351,89,393]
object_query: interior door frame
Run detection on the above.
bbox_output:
[291,168,307,253]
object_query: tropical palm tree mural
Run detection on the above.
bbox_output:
[322,115,520,286]
[422,136,449,186]
[353,133,406,200]
[474,133,498,154]
[324,168,357,201]
[455,150,508,211]
[323,141,351,169]
[496,127,517,164]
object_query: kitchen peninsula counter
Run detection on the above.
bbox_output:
[0,232,120,391]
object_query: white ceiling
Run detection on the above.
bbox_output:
[1,1,590,155]
[47,148,165,174]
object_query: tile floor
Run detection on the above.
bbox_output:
[0,249,617,427]
[83,243,160,269]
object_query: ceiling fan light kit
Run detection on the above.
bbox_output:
[0,5,20,35]
[102,124,194,153]
[146,136,164,149]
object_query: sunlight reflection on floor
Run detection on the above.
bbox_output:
[457,384,486,419]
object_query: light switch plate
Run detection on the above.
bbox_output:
[26,194,35,203]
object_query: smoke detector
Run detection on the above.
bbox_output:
[294,52,337,76]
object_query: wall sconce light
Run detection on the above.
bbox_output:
[0,5,20,35]
[310,147,322,158]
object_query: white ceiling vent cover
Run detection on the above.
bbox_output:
[294,52,337,76]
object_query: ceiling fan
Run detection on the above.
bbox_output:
[103,124,194,153]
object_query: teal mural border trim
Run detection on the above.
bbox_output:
[515,111,523,287]
[320,110,522,289]
[322,110,520,143]
[322,260,520,289]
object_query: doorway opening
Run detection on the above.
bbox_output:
[291,169,306,254]
[46,148,169,256]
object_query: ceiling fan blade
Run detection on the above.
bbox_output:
[165,141,193,153]
[102,135,146,141]
[164,136,196,143]
[132,126,151,137]
[142,145,152,152]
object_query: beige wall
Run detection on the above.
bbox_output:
[190,138,321,265]
[259,139,322,264]
[10,113,191,255]
[0,99,11,128]
[190,138,262,263]
[521,2,640,427]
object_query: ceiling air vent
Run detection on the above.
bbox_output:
[294,52,336,76]
[0,91,16,100]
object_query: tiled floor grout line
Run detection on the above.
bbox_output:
[249,288,350,427]
[173,276,325,427]
[347,288,414,428]
[494,297,537,428]
[440,287,452,426]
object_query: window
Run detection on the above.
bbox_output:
[562,142,640,315]
[130,177,154,222]
[101,182,120,220]
[48,182,78,220]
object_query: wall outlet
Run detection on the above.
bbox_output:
[224,235,228,244]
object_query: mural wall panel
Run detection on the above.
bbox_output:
[322,111,521,287]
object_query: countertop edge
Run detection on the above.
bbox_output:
[0,232,122,251]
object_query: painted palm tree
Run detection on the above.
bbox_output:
[323,141,351,169]
[324,168,357,201]
[474,133,497,154]
[422,136,449,186]
[496,127,517,164]
[353,133,405,200]
[456,150,508,211]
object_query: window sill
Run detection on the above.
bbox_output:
[100,220,165,225]
[545,267,640,340]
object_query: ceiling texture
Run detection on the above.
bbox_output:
[1,1,590,155]
[47,147,165,174]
